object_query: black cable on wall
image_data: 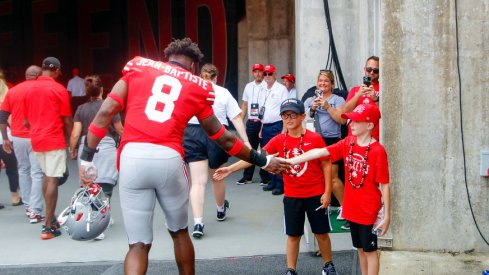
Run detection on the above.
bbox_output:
[322,0,348,91]
[454,0,489,246]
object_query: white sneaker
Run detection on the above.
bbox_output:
[337,207,345,220]
[94,233,105,240]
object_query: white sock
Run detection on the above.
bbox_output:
[217,204,225,212]
[194,217,203,225]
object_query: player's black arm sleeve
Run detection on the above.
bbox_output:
[200,114,267,167]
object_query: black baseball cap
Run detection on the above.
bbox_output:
[42,57,61,70]
[280,98,305,114]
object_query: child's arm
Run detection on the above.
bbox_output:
[285,148,330,165]
[319,159,333,209]
[213,160,253,181]
[376,183,391,236]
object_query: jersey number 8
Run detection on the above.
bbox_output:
[145,75,182,123]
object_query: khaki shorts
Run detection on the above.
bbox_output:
[35,149,67,177]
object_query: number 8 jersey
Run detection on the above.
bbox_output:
[118,56,215,158]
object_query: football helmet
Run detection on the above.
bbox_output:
[58,184,111,241]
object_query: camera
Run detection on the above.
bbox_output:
[363,76,371,87]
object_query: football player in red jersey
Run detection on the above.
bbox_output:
[78,38,287,275]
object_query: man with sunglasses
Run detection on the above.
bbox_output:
[260,64,289,195]
[344,56,381,140]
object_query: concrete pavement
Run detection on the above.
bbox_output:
[0,158,353,272]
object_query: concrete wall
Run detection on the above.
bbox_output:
[295,0,379,98]
[295,0,489,252]
[237,0,295,101]
[381,1,489,252]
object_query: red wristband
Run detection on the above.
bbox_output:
[107,93,125,111]
[88,123,108,139]
[209,125,225,141]
[226,138,244,156]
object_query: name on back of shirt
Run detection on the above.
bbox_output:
[135,57,209,90]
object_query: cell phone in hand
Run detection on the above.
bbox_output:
[314,89,323,98]
[363,76,371,87]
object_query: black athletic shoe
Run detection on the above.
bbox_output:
[272,188,284,195]
[263,185,274,191]
[192,224,204,238]
[285,268,298,275]
[322,261,338,275]
[236,178,252,185]
[341,221,350,230]
[259,180,270,186]
[216,200,230,221]
[40,225,61,240]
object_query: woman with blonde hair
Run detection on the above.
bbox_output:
[305,70,348,229]
[183,63,250,238]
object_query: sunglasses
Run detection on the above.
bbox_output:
[365,67,379,74]
[320,69,333,73]
[281,113,299,119]
[264,72,274,76]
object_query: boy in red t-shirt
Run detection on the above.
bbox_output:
[214,98,339,275]
[285,103,390,275]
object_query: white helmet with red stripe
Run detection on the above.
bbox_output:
[58,184,111,241]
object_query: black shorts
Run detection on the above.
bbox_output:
[323,137,342,165]
[283,195,332,236]
[183,124,229,169]
[349,221,378,252]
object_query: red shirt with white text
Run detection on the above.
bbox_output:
[117,56,215,158]
[346,83,381,140]
[327,135,389,225]
[264,129,329,198]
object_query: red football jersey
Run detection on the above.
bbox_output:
[24,76,72,152]
[346,83,381,140]
[327,135,389,225]
[1,80,35,138]
[264,129,329,198]
[117,56,215,157]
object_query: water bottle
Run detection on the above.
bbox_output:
[85,165,98,182]
[372,206,384,236]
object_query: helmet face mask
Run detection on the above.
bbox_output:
[58,184,111,241]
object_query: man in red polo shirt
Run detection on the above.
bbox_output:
[23,57,73,240]
[343,56,381,140]
[0,65,45,223]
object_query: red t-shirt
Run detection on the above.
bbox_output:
[24,76,72,152]
[264,129,329,198]
[117,56,215,158]
[327,135,389,225]
[345,82,380,140]
[1,80,35,138]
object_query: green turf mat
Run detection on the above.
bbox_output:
[329,210,351,234]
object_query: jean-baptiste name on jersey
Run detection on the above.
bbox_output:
[134,57,209,90]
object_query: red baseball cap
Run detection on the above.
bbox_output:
[341,104,381,125]
[281,74,295,83]
[251,63,264,71]
[263,64,276,73]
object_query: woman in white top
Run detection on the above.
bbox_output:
[183,64,250,238]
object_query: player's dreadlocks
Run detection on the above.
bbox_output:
[164,37,204,63]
